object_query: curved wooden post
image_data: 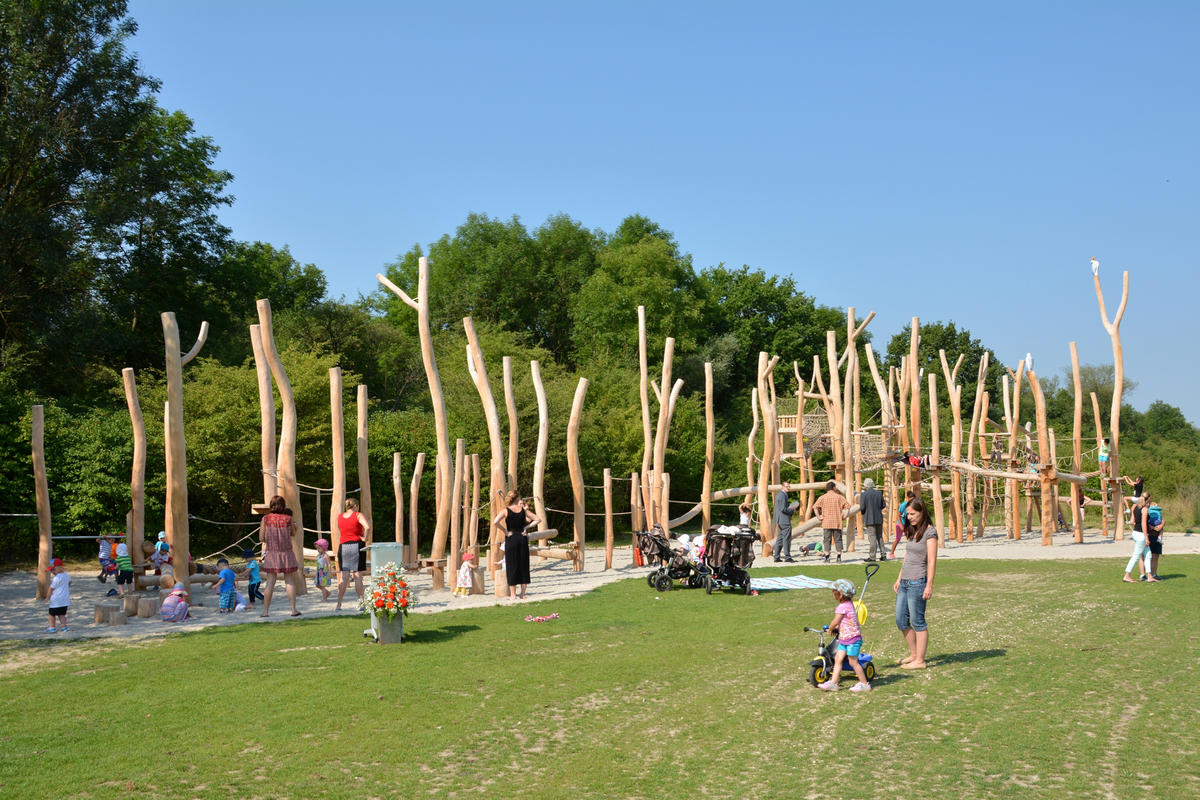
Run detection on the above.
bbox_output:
[329,367,346,548]
[1094,267,1129,540]
[1027,370,1055,546]
[1069,343,1084,541]
[927,374,946,546]
[470,453,481,555]
[531,360,549,531]
[631,472,643,538]
[449,437,465,587]
[938,350,965,541]
[659,472,671,537]
[757,352,779,555]
[122,369,146,569]
[255,300,305,594]
[408,452,425,565]
[651,337,676,526]
[503,356,518,493]
[603,468,614,570]
[463,317,507,595]
[638,307,654,525]
[356,384,372,545]
[392,453,403,544]
[747,387,760,493]
[908,318,921,469]
[377,259,452,565]
[825,332,845,485]
[162,313,207,598]
[566,378,590,571]
[702,362,714,532]
[32,405,52,599]
[249,325,277,503]
[964,353,989,541]
[1090,391,1108,538]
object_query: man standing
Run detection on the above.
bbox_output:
[772,481,800,562]
[812,480,850,562]
[859,478,887,562]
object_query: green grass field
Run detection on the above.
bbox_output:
[1,556,1196,799]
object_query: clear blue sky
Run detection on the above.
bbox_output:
[128,1,1199,423]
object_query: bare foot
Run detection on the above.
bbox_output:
[900,661,926,669]
[1122,576,1137,583]
[259,613,269,618]
[900,655,916,665]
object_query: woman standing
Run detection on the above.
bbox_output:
[335,497,370,611]
[260,495,300,617]
[493,490,538,600]
[893,496,938,669]
[1123,495,1149,582]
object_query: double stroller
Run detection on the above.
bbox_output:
[638,525,713,592]
[702,524,760,594]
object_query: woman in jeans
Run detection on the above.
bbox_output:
[1123,495,1154,582]
[894,497,938,669]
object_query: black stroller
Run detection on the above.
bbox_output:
[637,525,712,592]
[703,524,760,594]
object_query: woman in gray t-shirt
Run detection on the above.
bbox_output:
[893,496,938,669]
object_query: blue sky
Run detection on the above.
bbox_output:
[128,1,1199,422]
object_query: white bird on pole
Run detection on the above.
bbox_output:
[1025,352,1034,372]
[1090,257,1099,276]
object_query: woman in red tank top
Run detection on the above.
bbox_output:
[335,497,370,610]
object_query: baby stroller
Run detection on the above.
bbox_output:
[703,524,760,594]
[637,525,711,592]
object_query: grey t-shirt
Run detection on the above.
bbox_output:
[899,528,939,580]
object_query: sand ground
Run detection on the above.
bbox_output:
[2,526,1194,645]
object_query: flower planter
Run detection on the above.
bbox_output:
[372,610,404,644]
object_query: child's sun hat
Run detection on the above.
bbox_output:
[833,578,856,597]
[314,538,330,550]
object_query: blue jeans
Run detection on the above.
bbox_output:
[895,577,928,631]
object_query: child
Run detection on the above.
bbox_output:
[455,552,475,597]
[150,532,170,576]
[817,578,871,693]
[243,548,264,608]
[738,503,752,527]
[213,558,236,613]
[114,539,133,597]
[160,585,190,622]
[46,558,70,633]
[1099,437,1111,476]
[96,534,116,583]
[798,541,824,558]
[313,539,332,601]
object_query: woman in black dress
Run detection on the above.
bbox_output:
[493,490,538,600]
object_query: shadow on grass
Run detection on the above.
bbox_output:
[1153,573,1186,581]
[925,648,1006,667]
[866,672,914,688]
[402,624,481,644]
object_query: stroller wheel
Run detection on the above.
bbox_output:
[646,571,657,589]
[863,661,877,683]
[704,576,715,595]
[653,574,673,593]
[742,577,753,595]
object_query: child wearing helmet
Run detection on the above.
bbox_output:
[817,578,872,693]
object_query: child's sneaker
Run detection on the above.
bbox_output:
[58,626,68,632]
[817,680,840,692]
[44,627,58,633]
[850,682,872,693]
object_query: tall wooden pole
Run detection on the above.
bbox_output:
[531,360,549,532]
[392,453,403,544]
[1091,391,1108,539]
[1027,370,1056,546]
[1069,343,1084,541]
[32,405,52,599]
[928,374,946,544]
[249,325,277,503]
[757,352,780,555]
[1094,268,1130,541]
[329,367,346,548]
[449,437,465,588]
[503,356,518,493]
[566,378,590,571]
[464,317,506,596]
[702,362,714,533]
[255,301,304,594]
[408,452,425,565]
[908,318,921,474]
[638,307,654,525]
[377,260,452,571]
[356,384,372,545]
[939,351,965,541]
[162,313,207,599]
[651,337,676,527]
[121,369,146,569]
[603,468,614,570]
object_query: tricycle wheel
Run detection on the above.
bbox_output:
[809,662,831,687]
[863,661,876,682]
[653,574,673,593]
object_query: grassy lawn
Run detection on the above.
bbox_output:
[1,556,1196,799]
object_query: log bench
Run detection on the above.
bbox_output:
[93,602,124,626]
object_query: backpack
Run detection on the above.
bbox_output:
[1147,505,1163,527]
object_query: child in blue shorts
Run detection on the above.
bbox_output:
[213,558,237,613]
[818,578,872,693]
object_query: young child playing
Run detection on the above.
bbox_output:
[314,538,333,601]
[817,578,871,693]
[150,531,170,576]
[739,503,752,526]
[114,539,133,597]
[243,548,264,608]
[46,558,70,633]
[96,534,116,583]
[455,552,475,597]
[213,557,237,613]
